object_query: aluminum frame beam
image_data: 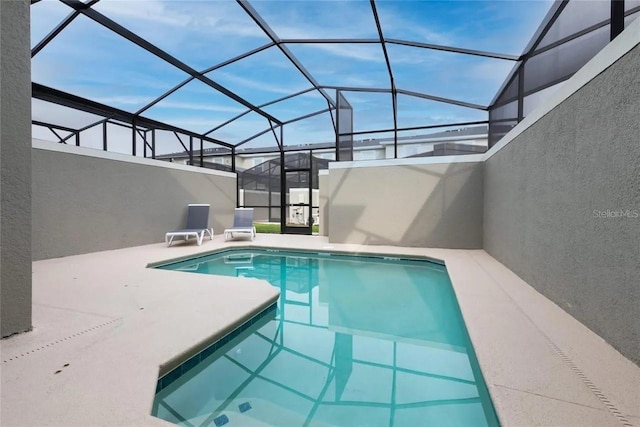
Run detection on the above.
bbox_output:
[204,87,318,136]
[32,0,101,57]
[397,89,487,111]
[32,83,234,149]
[32,120,77,134]
[60,0,282,125]
[281,38,379,44]
[236,0,336,109]
[321,86,486,110]
[30,0,537,154]
[235,107,333,148]
[278,39,519,61]
[371,0,398,156]
[136,42,275,116]
[489,0,568,108]
[338,120,489,137]
[386,39,520,61]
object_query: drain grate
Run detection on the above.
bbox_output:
[2,318,122,364]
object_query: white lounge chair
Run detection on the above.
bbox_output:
[224,208,256,241]
[165,204,214,246]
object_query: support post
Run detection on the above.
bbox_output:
[611,0,625,41]
[335,90,340,161]
[151,129,156,159]
[280,126,286,233]
[517,64,525,122]
[231,146,236,172]
[200,138,204,167]
[102,121,108,151]
[132,120,136,156]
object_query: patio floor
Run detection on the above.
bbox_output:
[1,234,638,426]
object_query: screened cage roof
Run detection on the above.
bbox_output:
[31,0,563,151]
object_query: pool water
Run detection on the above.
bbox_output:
[153,249,499,427]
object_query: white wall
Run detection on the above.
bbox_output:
[32,142,237,260]
[327,156,484,248]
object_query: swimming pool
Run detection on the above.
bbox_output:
[153,249,499,427]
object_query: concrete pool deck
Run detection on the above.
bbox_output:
[1,234,638,426]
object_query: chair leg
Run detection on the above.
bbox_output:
[168,235,175,247]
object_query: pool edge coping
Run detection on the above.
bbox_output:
[148,243,505,426]
[147,243,447,269]
[9,235,636,427]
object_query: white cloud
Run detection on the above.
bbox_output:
[212,70,304,95]
[93,95,153,106]
[94,0,266,38]
[466,59,515,86]
[93,0,191,27]
[343,75,388,88]
[374,3,454,46]
[154,100,245,114]
[253,1,379,39]
[311,44,385,63]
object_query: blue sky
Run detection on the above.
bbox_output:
[31,0,552,152]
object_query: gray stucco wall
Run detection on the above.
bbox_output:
[1,0,32,337]
[484,45,640,365]
[32,146,237,260]
[328,161,483,248]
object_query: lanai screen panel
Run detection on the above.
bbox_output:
[376,1,552,56]
[488,71,519,147]
[30,0,628,162]
[396,94,487,129]
[337,93,353,161]
[31,14,191,113]
[626,0,640,25]
[92,0,273,71]
[488,0,627,147]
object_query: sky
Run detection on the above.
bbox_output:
[30,0,554,154]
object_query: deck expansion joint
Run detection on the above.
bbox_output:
[472,255,634,427]
[492,383,613,412]
[1,318,123,364]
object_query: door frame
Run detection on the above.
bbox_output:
[280,151,314,235]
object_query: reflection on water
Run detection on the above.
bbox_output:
[154,250,499,427]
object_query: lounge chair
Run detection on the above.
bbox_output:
[165,204,214,246]
[224,208,256,241]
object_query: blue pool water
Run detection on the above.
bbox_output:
[153,249,499,427]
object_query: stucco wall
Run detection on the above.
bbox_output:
[32,143,237,260]
[1,0,32,337]
[319,172,329,236]
[328,159,483,248]
[483,45,640,364]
